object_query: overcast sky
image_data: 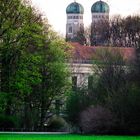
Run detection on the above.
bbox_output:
[31,0,140,35]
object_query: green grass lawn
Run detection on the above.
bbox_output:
[0,134,140,140]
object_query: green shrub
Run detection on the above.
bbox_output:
[47,116,68,132]
[66,88,92,128]
[0,115,17,129]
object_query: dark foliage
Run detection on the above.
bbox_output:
[80,106,113,134]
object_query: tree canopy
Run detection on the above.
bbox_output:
[0,0,70,130]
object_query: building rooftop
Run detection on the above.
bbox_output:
[91,0,109,13]
[69,42,136,64]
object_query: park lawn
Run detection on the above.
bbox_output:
[0,134,140,140]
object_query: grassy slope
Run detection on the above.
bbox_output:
[0,134,140,140]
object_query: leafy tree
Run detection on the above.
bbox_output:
[66,87,92,131]
[37,36,70,129]
[0,0,70,130]
[91,48,127,104]
[89,15,140,47]
[91,20,110,46]
[0,0,46,129]
[109,15,140,47]
[91,48,140,134]
[76,25,86,45]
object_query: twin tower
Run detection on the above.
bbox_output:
[66,0,110,44]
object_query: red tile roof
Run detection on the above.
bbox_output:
[69,42,136,62]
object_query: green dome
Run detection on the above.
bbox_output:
[66,2,84,14]
[91,0,109,13]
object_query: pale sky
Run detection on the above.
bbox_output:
[31,0,140,35]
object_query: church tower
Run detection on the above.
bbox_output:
[91,0,109,24]
[91,0,110,46]
[66,1,84,41]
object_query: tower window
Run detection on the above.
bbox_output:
[68,16,72,19]
[70,16,72,19]
[69,26,72,33]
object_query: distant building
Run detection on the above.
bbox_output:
[91,0,110,46]
[65,1,135,88]
[66,0,110,46]
[66,1,84,41]
[69,42,136,87]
